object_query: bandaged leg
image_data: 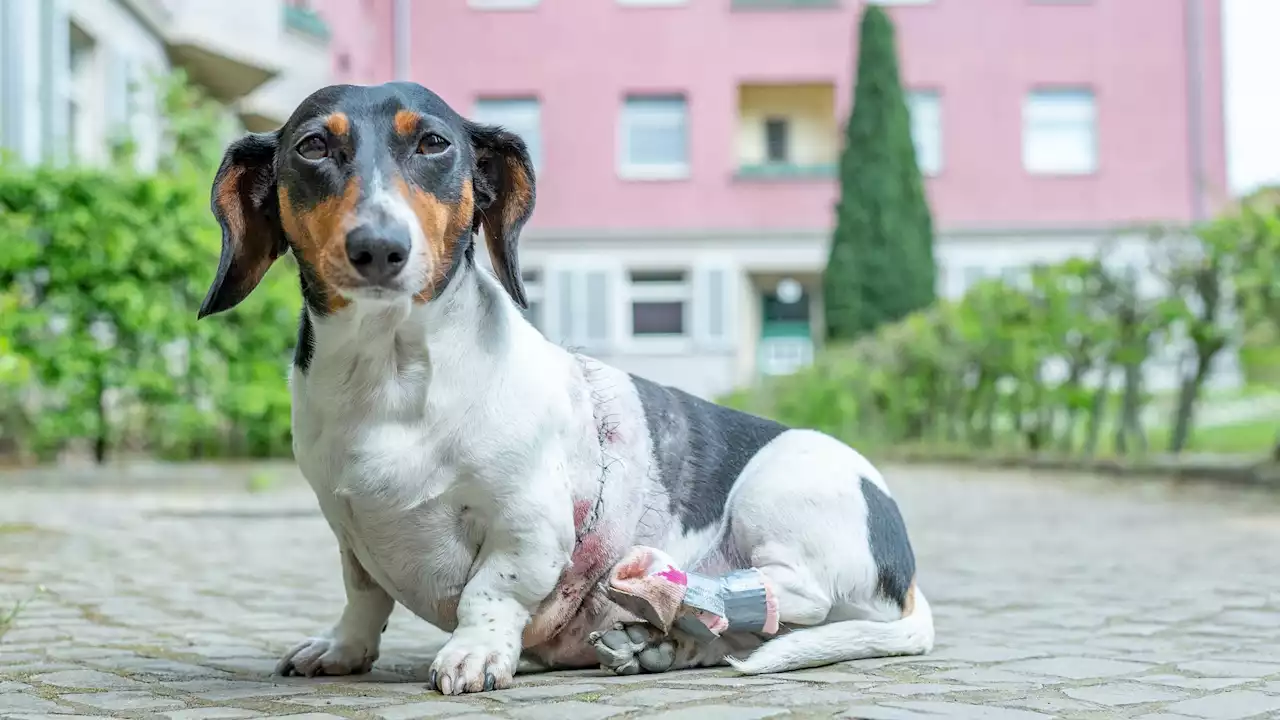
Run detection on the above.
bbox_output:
[604,546,780,645]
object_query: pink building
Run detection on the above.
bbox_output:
[326,0,1227,399]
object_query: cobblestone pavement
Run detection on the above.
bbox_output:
[3,464,1280,719]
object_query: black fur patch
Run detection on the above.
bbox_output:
[631,375,787,532]
[294,308,315,372]
[860,476,916,611]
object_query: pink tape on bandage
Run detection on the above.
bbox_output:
[603,546,780,641]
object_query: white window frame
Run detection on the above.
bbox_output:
[906,89,942,176]
[520,268,544,333]
[625,268,692,352]
[472,96,543,171]
[619,95,690,181]
[1023,88,1097,175]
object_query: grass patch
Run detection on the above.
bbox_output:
[1149,417,1280,455]
[245,470,277,493]
[0,598,26,640]
[0,523,40,535]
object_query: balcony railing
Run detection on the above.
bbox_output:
[736,162,837,180]
[731,0,840,10]
[284,5,330,41]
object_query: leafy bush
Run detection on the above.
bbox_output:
[729,203,1280,460]
[0,72,299,463]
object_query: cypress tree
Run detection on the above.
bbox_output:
[824,4,937,342]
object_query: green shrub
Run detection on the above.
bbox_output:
[0,72,299,463]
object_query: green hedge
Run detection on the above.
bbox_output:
[726,194,1280,459]
[0,72,300,463]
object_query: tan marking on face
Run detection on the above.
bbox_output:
[279,179,361,312]
[901,578,916,618]
[394,110,421,137]
[393,176,474,302]
[325,112,350,137]
[501,155,532,228]
[215,165,246,239]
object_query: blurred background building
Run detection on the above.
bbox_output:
[2,0,1268,400]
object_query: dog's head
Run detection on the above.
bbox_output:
[198,82,535,318]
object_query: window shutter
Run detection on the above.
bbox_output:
[693,263,737,350]
[582,269,611,352]
[552,268,575,348]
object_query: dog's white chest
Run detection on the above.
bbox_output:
[290,336,486,630]
[296,416,481,628]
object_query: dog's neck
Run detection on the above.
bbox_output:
[298,261,516,418]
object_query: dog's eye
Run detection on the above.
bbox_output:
[297,136,328,161]
[417,133,450,155]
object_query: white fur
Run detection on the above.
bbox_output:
[280,264,932,692]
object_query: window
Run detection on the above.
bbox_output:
[764,117,789,164]
[67,25,95,161]
[906,90,942,176]
[1023,89,1097,175]
[521,269,544,331]
[473,97,543,171]
[629,270,689,337]
[620,95,688,179]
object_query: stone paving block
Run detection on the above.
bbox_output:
[162,709,261,720]
[0,681,33,692]
[842,707,934,720]
[642,706,789,720]
[1178,660,1280,678]
[1164,691,1280,719]
[0,693,64,714]
[484,683,604,703]
[995,656,1152,679]
[373,700,486,719]
[753,687,864,706]
[666,676,795,688]
[925,646,1048,663]
[879,700,1054,719]
[767,670,887,684]
[999,696,1101,714]
[604,687,733,707]
[506,700,638,720]
[63,689,187,711]
[29,668,146,689]
[4,715,108,720]
[1063,683,1189,706]
[269,714,350,720]
[924,668,1066,685]
[282,694,401,708]
[1142,675,1254,691]
[872,683,980,697]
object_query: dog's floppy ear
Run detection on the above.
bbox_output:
[199,131,288,319]
[469,123,535,309]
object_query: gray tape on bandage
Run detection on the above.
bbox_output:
[720,569,769,632]
[679,569,770,633]
[681,573,725,619]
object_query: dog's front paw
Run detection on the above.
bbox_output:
[428,630,518,695]
[276,635,378,677]
[588,622,675,675]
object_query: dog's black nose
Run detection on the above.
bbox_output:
[346,225,411,283]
